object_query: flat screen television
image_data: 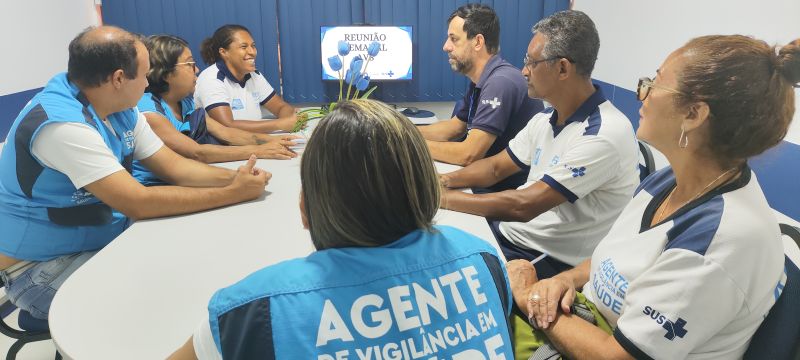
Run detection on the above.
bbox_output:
[320,25,413,81]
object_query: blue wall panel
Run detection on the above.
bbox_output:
[277,0,364,102]
[103,0,281,95]
[103,0,567,103]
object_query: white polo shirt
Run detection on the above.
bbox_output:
[499,88,639,265]
[194,61,276,120]
[583,166,785,359]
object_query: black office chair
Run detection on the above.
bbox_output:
[743,223,800,360]
[0,280,61,360]
[638,140,656,181]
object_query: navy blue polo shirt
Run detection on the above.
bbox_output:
[454,55,544,192]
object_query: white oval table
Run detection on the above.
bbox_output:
[48,145,501,359]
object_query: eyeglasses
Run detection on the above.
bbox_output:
[175,61,196,69]
[522,54,574,69]
[636,76,685,101]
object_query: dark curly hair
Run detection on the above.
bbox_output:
[200,24,251,65]
[144,35,190,95]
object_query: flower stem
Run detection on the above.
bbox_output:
[337,65,343,102]
[346,71,354,100]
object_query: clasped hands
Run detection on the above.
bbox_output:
[507,259,576,330]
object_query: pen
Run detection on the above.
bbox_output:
[530,252,548,265]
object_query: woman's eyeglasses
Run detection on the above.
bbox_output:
[636,76,685,101]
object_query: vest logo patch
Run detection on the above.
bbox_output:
[231,98,245,110]
[71,189,95,205]
[123,130,135,150]
[643,306,688,341]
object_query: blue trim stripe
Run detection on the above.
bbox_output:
[614,327,655,360]
[506,147,530,170]
[204,102,229,113]
[583,109,602,136]
[260,90,276,106]
[665,196,725,256]
[541,174,578,203]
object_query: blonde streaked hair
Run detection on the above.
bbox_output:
[300,99,440,250]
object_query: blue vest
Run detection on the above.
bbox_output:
[207,226,514,359]
[132,93,194,185]
[0,73,137,261]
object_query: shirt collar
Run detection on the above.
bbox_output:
[548,85,607,129]
[474,55,505,89]
[215,60,252,88]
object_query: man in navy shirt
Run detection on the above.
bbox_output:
[419,3,543,192]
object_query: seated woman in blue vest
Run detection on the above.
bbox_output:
[506,36,800,359]
[168,99,515,359]
[135,34,298,185]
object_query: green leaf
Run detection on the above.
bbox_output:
[360,86,378,99]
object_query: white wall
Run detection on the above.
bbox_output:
[0,0,99,96]
[575,0,800,90]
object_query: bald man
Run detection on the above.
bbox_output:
[0,26,270,320]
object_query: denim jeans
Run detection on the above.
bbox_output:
[0,251,97,320]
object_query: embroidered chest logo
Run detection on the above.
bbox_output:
[481,97,501,109]
[251,91,261,99]
[643,306,689,341]
[563,163,586,177]
[231,98,245,110]
[533,148,543,165]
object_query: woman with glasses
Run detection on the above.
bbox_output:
[168,99,515,359]
[134,35,297,185]
[195,24,299,133]
[507,35,800,359]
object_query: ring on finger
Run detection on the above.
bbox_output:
[530,293,541,302]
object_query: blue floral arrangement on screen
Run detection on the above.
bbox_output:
[294,40,381,131]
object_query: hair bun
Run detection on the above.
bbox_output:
[777,39,800,85]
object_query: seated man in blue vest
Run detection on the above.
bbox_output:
[419,3,543,192]
[0,26,270,320]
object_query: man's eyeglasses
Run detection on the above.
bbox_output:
[636,77,685,101]
[522,54,573,69]
[175,61,196,69]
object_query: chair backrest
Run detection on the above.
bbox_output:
[743,223,800,360]
[638,140,656,182]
